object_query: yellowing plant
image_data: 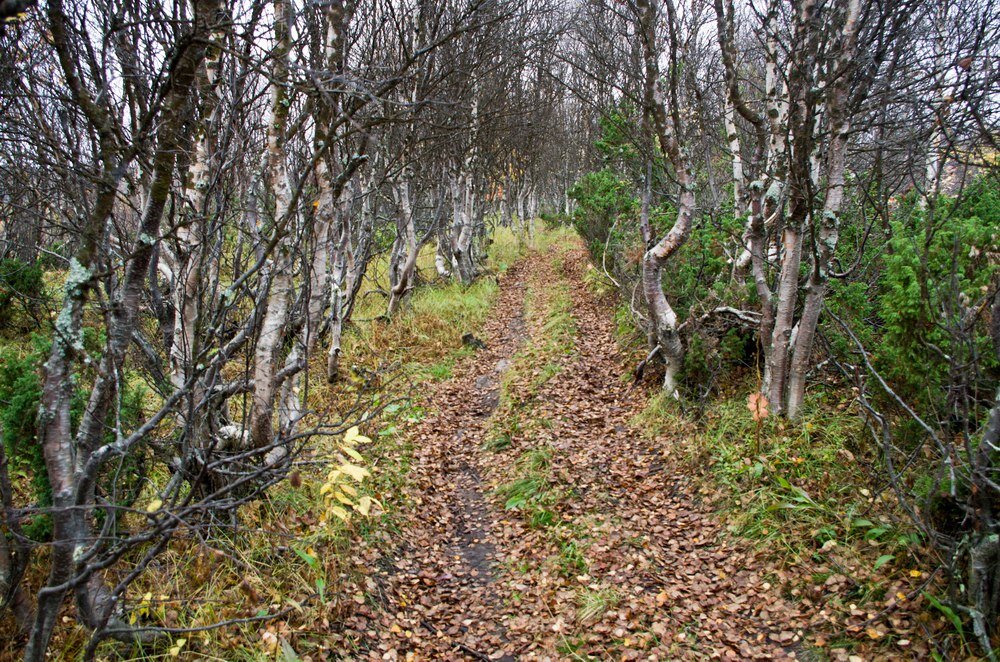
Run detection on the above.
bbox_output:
[319,426,380,524]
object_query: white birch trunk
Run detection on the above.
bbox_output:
[636,0,696,396]
[387,175,418,315]
[170,32,224,395]
[250,0,293,449]
[327,178,373,382]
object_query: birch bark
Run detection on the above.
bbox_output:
[636,0,696,396]
[250,0,294,450]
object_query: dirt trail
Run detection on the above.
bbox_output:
[353,246,808,660]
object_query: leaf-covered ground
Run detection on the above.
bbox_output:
[327,241,838,660]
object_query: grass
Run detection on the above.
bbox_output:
[695,388,885,552]
[495,447,559,520]
[625,373,935,656]
[575,587,621,623]
[487,237,577,507]
[483,240,578,458]
[517,260,576,393]
[634,378,916,565]
[556,538,589,577]
[340,277,499,381]
[482,430,514,452]
[489,225,526,274]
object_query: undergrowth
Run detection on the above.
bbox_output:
[627,338,942,654]
[633,379,923,569]
[70,229,531,660]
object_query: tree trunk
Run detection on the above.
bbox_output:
[250,0,294,451]
[636,0,696,396]
[327,178,373,382]
[786,0,860,419]
[387,175,418,316]
[450,169,477,284]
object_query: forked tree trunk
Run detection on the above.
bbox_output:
[642,193,694,395]
[636,0,696,396]
[387,174,418,316]
[786,0,860,419]
[762,0,819,416]
[450,169,477,284]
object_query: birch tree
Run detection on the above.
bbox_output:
[635,0,696,396]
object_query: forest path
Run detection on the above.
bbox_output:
[353,241,806,660]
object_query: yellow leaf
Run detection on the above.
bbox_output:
[330,506,350,521]
[334,491,355,506]
[169,637,186,657]
[146,498,163,513]
[319,483,333,495]
[909,569,922,578]
[357,496,374,516]
[341,463,369,482]
[341,445,364,462]
[866,627,882,640]
[344,426,372,444]
[340,484,357,497]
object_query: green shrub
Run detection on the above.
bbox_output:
[876,180,999,416]
[568,169,638,264]
[0,335,149,540]
[0,339,52,539]
[0,258,46,330]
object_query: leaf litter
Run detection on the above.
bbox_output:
[322,245,932,660]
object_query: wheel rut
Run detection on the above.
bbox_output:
[352,262,528,660]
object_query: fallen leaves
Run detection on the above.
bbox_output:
[302,243,936,659]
